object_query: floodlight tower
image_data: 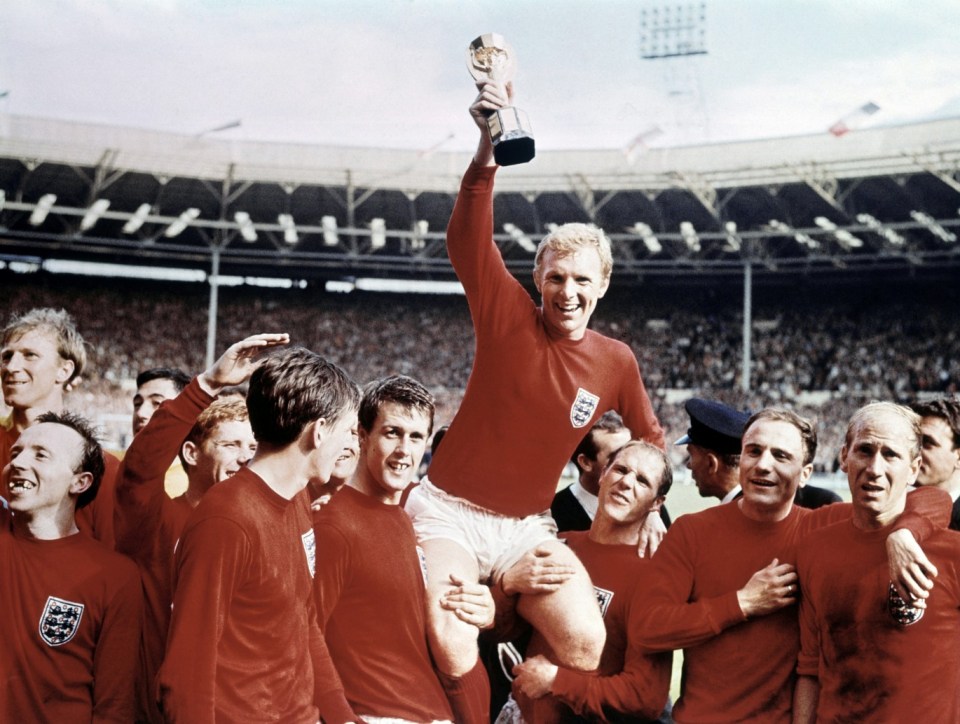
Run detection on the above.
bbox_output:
[639,1,709,142]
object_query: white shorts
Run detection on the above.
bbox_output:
[404,478,558,583]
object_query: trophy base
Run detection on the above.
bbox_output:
[494,135,536,166]
[487,107,535,166]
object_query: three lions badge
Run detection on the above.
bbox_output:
[39,596,84,646]
[570,387,600,429]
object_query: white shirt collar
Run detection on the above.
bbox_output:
[570,480,599,521]
[721,485,742,505]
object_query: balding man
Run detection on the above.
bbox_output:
[795,402,960,722]
[635,407,948,722]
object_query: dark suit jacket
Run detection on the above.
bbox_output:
[793,484,843,510]
[951,496,960,532]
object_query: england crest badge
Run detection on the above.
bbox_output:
[302,529,317,578]
[39,596,84,646]
[594,586,614,618]
[570,387,600,429]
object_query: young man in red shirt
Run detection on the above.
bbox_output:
[405,77,665,722]
[116,333,285,723]
[314,375,494,724]
[0,411,142,721]
[158,346,359,723]
[1,307,118,545]
[509,440,674,722]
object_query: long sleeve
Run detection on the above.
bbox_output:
[312,520,360,724]
[632,520,745,652]
[157,516,247,724]
[552,597,671,720]
[92,561,144,723]
[114,378,212,557]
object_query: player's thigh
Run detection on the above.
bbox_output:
[514,540,605,666]
[419,537,484,672]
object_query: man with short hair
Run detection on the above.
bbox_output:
[634,407,947,722]
[510,440,674,722]
[1,307,118,545]
[910,397,960,529]
[314,375,494,723]
[794,402,960,722]
[131,366,193,498]
[116,334,283,723]
[133,367,192,436]
[675,398,750,503]
[552,411,633,531]
[0,411,142,721]
[158,345,359,722]
[406,78,665,722]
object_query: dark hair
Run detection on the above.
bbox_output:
[608,440,673,497]
[358,375,435,435]
[2,307,87,388]
[136,367,191,393]
[246,347,359,447]
[910,398,960,449]
[34,410,105,509]
[743,408,818,466]
[571,410,627,470]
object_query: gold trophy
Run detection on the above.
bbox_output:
[466,33,535,166]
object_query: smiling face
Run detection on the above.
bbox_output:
[740,419,812,521]
[1,328,74,412]
[4,422,90,520]
[183,419,258,494]
[355,401,430,505]
[534,246,610,341]
[597,443,666,527]
[842,409,920,529]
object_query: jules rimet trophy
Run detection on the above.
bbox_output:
[466,33,535,166]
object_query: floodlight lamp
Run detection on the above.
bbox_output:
[234,211,257,243]
[370,218,386,249]
[29,194,57,226]
[164,207,201,238]
[123,203,152,234]
[278,213,298,244]
[80,198,111,231]
[321,215,339,246]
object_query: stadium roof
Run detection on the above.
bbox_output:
[1,112,958,286]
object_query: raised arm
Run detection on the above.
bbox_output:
[114,333,288,555]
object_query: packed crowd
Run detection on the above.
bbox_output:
[2,79,960,723]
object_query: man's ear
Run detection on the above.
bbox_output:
[181,440,200,468]
[310,418,328,450]
[55,358,75,387]
[597,275,610,299]
[838,446,849,474]
[532,269,542,294]
[648,495,665,514]
[706,452,720,475]
[576,453,594,473]
[70,471,93,497]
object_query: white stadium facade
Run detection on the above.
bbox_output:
[1,112,958,473]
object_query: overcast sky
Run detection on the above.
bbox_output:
[2,0,959,153]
